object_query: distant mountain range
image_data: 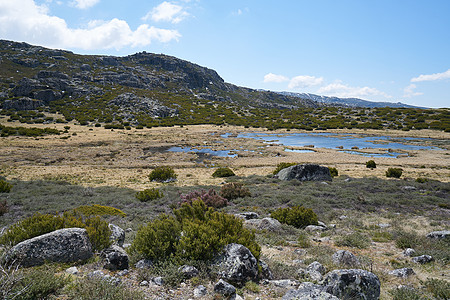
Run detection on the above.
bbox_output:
[277,91,425,109]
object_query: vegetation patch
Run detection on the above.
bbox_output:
[0,124,60,137]
[335,232,371,249]
[212,167,235,178]
[219,182,251,200]
[180,189,227,208]
[386,167,403,178]
[366,160,377,169]
[148,166,177,182]
[135,188,163,202]
[328,167,338,177]
[270,205,318,229]
[272,162,297,175]
[0,179,12,193]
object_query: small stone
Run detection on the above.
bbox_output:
[135,259,152,269]
[214,279,236,296]
[153,276,164,286]
[88,270,104,278]
[66,266,78,275]
[403,248,416,257]
[426,230,450,240]
[269,279,300,288]
[294,249,307,256]
[402,186,416,190]
[178,265,199,279]
[305,225,327,232]
[339,215,347,220]
[318,221,327,228]
[117,269,129,276]
[292,259,304,265]
[307,261,326,275]
[139,280,149,286]
[378,223,390,228]
[389,268,415,278]
[332,250,360,267]
[412,255,433,264]
[194,285,207,297]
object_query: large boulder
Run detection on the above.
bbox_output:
[101,245,129,271]
[323,269,380,300]
[283,282,339,300]
[276,164,332,182]
[216,243,258,285]
[3,97,43,110]
[5,228,93,267]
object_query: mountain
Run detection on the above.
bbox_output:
[278,91,425,109]
[0,40,321,126]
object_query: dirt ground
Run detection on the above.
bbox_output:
[1,119,449,188]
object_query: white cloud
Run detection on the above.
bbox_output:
[143,1,189,24]
[403,84,423,98]
[71,0,100,9]
[263,73,289,83]
[288,75,324,89]
[411,69,450,82]
[317,81,391,99]
[0,0,180,50]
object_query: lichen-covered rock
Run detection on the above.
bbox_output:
[214,279,236,296]
[305,225,327,233]
[403,248,416,257]
[276,164,332,182]
[235,212,259,220]
[194,285,207,297]
[178,265,199,279]
[217,243,258,285]
[5,228,93,267]
[135,259,153,269]
[332,250,360,267]
[426,230,450,240]
[109,223,125,247]
[258,260,274,280]
[283,282,339,300]
[388,268,415,278]
[3,97,43,110]
[323,269,380,300]
[412,255,433,264]
[245,217,282,231]
[101,245,129,271]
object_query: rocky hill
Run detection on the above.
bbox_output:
[0,40,318,126]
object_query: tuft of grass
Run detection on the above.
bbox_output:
[423,278,450,300]
[335,232,371,249]
[0,180,12,193]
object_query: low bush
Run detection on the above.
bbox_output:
[335,232,371,249]
[0,208,112,251]
[0,200,8,216]
[136,188,163,202]
[390,287,424,300]
[366,160,377,169]
[270,206,318,229]
[219,182,251,200]
[129,200,260,263]
[272,162,297,175]
[423,278,450,300]
[0,180,12,193]
[212,167,235,178]
[149,166,177,182]
[180,189,227,208]
[67,276,145,300]
[416,177,429,183]
[328,167,338,177]
[393,230,421,249]
[297,232,311,248]
[386,167,403,178]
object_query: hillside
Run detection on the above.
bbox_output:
[0,39,448,131]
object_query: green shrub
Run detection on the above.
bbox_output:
[335,232,371,249]
[297,232,311,248]
[386,167,403,178]
[180,189,227,208]
[148,166,177,182]
[272,162,297,175]
[270,206,318,229]
[219,182,251,200]
[212,167,235,178]
[135,188,163,202]
[424,278,450,300]
[0,209,112,251]
[416,177,428,183]
[366,160,377,169]
[328,167,338,177]
[390,287,424,300]
[394,231,420,249]
[0,200,8,216]
[0,180,12,193]
[67,276,145,300]
[129,200,260,262]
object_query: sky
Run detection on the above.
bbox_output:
[0,0,449,108]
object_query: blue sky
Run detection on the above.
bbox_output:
[1,0,449,108]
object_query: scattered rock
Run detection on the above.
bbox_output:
[402,186,416,190]
[412,255,433,264]
[66,266,79,275]
[307,261,326,275]
[109,223,125,247]
[135,259,153,269]
[88,270,105,279]
[117,269,129,276]
[292,259,304,265]
[323,269,380,300]
[139,280,149,286]
[426,230,450,240]
[216,243,258,285]
[153,276,164,286]
[194,285,208,297]
[318,221,327,228]
[294,249,307,256]
[214,279,236,296]
[332,250,360,267]
[283,282,339,300]
[403,248,416,257]
[276,164,332,182]
[245,217,282,231]
[235,212,259,220]
[178,265,199,279]
[305,225,327,233]
[339,215,347,220]
[5,228,93,267]
[269,279,300,288]
[101,245,129,271]
[389,268,415,278]
[377,223,390,228]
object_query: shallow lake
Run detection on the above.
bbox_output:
[167,146,237,158]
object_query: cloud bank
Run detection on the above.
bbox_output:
[288,75,324,89]
[0,0,180,50]
[411,69,450,82]
[143,1,189,24]
[263,73,289,83]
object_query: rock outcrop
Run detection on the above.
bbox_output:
[322,269,380,300]
[216,243,258,285]
[101,245,129,271]
[276,164,332,182]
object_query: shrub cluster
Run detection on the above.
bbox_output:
[328,167,338,177]
[0,207,113,251]
[129,200,260,262]
[0,180,12,193]
[386,167,403,178]
[272,162,297,175]
[180,189,227,208]
[366,160,377,169]
[212,167,235,178]
[219,182,251,200]
[136,188,163,202]
[0,124,60,137]
[0,200,8,216]
[149,166,177,182]
[270,205,318,229]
